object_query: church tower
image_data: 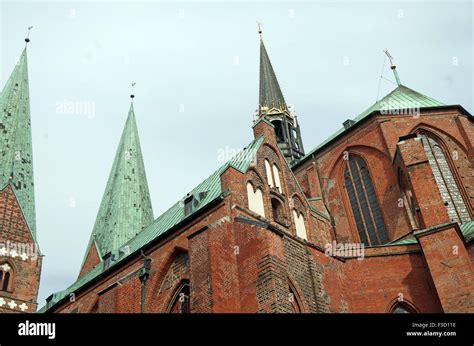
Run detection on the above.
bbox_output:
[78,99,154,278]
[256,25,305,163]
[0,33,42,313]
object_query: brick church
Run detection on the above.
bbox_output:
[1,29,473,314]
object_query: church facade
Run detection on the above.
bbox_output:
[1,31,473,314]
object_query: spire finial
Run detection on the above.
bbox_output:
[383,49,401,86]
[257,21,263,39]
[130,82,136,101]
[25,26,33,44]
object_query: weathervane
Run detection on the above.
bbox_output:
[25,26,33,44]
[383,49,401,86]
[257,21,263,38]
[130,82,136,100]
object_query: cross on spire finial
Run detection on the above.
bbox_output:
[25,26,33,44]
[383,49,401,86]
[130,82,136,101]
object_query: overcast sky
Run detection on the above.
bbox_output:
[1,0,472,307]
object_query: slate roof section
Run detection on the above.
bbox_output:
[0,47,37,242]
[293,84,445,168]
[40,136,264,312]
[87,103,154,259]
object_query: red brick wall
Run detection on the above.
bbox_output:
[416,226,474,312]
[468,243,474,262]
[294,111,473,244]
[55,202,227,313]
[0,184,41,313]
[342,247,443,312]
[78,243,101,278]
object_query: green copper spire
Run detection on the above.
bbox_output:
[89,103,154,257]
[259,35,288,114]
[0,47,37,240]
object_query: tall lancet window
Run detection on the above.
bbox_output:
[419,133,471,224]
[264,160,274,188]
[247,182,265,217]
[0,263,13,291]
[169,282,190,314]
[344,156,388,246]
[272,164,282,193]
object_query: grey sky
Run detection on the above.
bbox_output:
[1,1,472,307]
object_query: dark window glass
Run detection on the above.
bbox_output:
[271,198,285,225]
[0,270,10,291]
[391,303,415,313]
[344,156,388,246]
[103,254,111,270]
[184,196,193,216]
[272,120,285,143]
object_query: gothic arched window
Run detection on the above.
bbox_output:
[271,198,285,225]
[0,262,13,291]
[288,285,302,313]
[292,209,307,240]
[169,282,190,314]
[418,133,471,224]
[247,182,265,217]
[343,156,388,246]
[272,164,282,193]
[390,302,416,313]
[264,159,274,188]
[264,160,283,193]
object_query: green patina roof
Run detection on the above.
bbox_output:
[85,103,154,260]
[388,233,417,246]
[0,47,37,242]
[259,38,287,111]
[354,84,444,122]
[294,84,444,166]
[460,220,474,242]
[389,220,474,246]
[40,136,264,312]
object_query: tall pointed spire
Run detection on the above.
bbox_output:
[89,102,154,258]
[255,24,305,163]
[258,27,288,114]
[0,45,37,240]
